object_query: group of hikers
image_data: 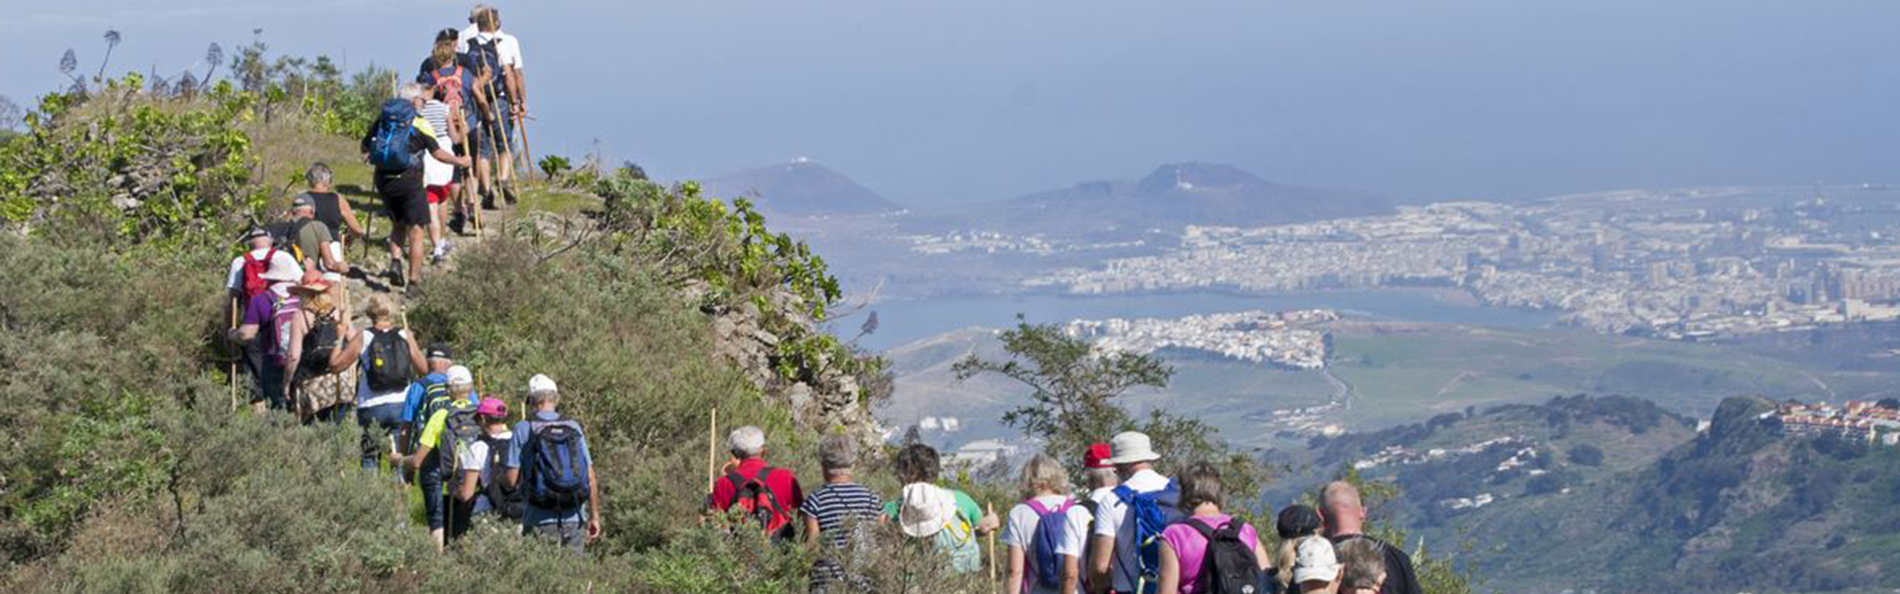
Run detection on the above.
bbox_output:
[216,5,1426,592]
[714,429,1423,594]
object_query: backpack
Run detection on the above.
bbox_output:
[521,417,591,510]
[297,310,341,376]
[268,294,301,365]
[480,434,525,519]
[935,507,983,574]
[1025,497,1076,590]
[1184,517,1265,594]
[429,64,466,111]
[465,36,509,102]
[265,220,309,265]
[407,379,454,451]
[724,466,794,538]
[363,328,415,392]
[1111,481,1185,593]
[238,249,277,301]
[369,98,419,171]
[436,403,483,481]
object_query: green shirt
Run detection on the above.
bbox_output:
[294,218,335,268]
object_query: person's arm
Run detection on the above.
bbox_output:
[506,65,525,116]
[802,514,822,546]
[429,144,470,168]
[231,322,260,343]
[458,468,481,502]
[321,243,347,277]
[448,108,467,145]
[1255,539,1273,571]
[336,199,365,238]
[329,322,364,372]
[282,312,308,399]
[1156,540,1181,594]
[401,443,433,470]
[585,464,603,541]
[1006,544,1026,594]
[1062,554,1082,594]
[402,331,426,380]
[1090,535,1115,594]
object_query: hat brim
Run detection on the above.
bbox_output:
[1103,452,1160,465]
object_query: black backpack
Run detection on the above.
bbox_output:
[298,311,341,376]
[522,418,591,510]
[481,434,524,519]
[1185,517,1266,594]
[363,328,415,392]
[437,405,483,481]
[464,36,509,102]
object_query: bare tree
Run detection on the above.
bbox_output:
[0,95,22,131]
[58,49,84,93]
[98,30,121,80]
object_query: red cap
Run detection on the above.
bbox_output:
[1084,443,1114,469]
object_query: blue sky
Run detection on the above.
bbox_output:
[4,0,1898,206]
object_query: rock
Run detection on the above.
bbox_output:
[786,382,814,412]
[751,329,780,347]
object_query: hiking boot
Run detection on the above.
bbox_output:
[502,185,519,205]
[481,191,498,211]
[448,213,467,236]
[388,259,407,287]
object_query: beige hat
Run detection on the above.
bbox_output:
[1104,431,1161,465]
[1293,536,1342,584]
[898,483,957,538]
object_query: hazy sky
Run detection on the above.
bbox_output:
[4,0,1897,206]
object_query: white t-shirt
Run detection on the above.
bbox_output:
[1090,469,1170,539]
[1001,494,1093,594]
[459,429,513,472]
[355,328,413,409]
[225,248,301,290]
[419,102,454,187]
[457,27,524,70]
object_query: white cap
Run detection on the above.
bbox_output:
[528,373,558,394]
[446,365,474,386]
[898,483,957,538]
[1293,536,1342,585]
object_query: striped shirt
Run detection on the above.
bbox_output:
[419,100,454,186]
[801,482,882,587]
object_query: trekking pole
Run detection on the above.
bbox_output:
[458,109,482,235]
[229,297,240,412]
[477,80,518,198]
[986,502,999,592]
[474,80,510,208]
[706,407,718,492]
[514,108,534,183]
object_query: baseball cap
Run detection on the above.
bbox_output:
[528,373,558,394]
[476,398,508,418]
[239,227,270,243]
[1277,504,1323,540]
[426,343,453,361]
[1293,536,1341,584]
[290,194,312,209]
[446,365,474,386]
[1084,443,1113,469]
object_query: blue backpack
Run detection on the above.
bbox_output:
[1110,481,1185,594]
[369,98,418,171]
[1026,497,1076,589]
[521,417,591,510]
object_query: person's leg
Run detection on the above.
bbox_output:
[475,123,496,209]
[406,224,425,285]
[426,187,444,260]
[260,363,287,412]
[420,470,445,549]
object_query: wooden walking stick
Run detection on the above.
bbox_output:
[706,407,719,492]
[986,502,999,590]
[514,108,534,182]
[229,296,241,412]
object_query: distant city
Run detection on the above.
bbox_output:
[1066,309,1336,370]
[1020,188,1900,340]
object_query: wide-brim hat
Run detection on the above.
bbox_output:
[1104,431,1161,465]
[287,269,333,296]
[256,254,304,283]
[898,483,956,538]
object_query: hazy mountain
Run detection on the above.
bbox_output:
[701,160,901,216]
[1008,162,1392,228]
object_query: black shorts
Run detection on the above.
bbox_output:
[376,176,430,227]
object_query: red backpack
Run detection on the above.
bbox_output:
[239,249,278,301]
[724,466,794,539]
[430,65,466,111]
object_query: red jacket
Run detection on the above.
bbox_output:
[709,457,805,514]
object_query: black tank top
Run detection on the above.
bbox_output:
[301,192,345,237]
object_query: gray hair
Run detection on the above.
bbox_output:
[527,389,560,407]
[728,425,766,458]
[397,83,428,102]
[818,434,857,472]
[1020,453,1068,496]
[1336,539,1387,590]
[304,162,333,188]
[1321,481,1362,514]
[1084,467,1119,491]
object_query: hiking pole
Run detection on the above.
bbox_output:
[514,107,534,183]
[986,501,999,592]
[706,407,718,493]
[229,297,240,412]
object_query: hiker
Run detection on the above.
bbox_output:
[801,434,883,593]
[400,344,478,458]
[285,194,348,274]
[460,5,525,208]
[392,364,478,551]
[418,77,466,264]
[708,425,805,541]
[1274,505,1324,593]
[282,271,363,424]
[1079,442,1119,591]
[1003,453,1093,594]
[417,28,479,234]
[361,83,470,289]
[1153,463,1269,594]
[502,374,603,553]
[356,297,425,472]
[458,398,523,522]
[1334,539,1387,594]
[1089,431,1184,594]
[1289,535,1341,594]
[886,443,999,575]
[1319,482,1421,594]
[227,232,305,413]
[295,163,366,251]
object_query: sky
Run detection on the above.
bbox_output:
[3,0,1898,206]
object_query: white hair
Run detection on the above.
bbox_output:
[397,83,428,102]
[728,425,766,458]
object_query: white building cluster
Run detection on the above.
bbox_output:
[1066,309,1337,369]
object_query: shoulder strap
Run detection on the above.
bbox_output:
[1025,498,1051,516]
[1182,517,1217,540]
